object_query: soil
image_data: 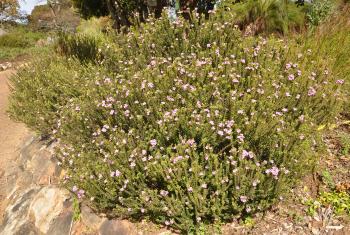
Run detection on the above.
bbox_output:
[0,69,31,224]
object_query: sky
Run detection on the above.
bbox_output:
[19,0,47,15]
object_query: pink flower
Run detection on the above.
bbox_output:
[77,189,85,199]
[150,139,157,147]
[237,133,245,142]
[240,196,248,203]
[288,74,295,81]
[242,150,254,159]
[336,79,344,84]
[266,166,280,177]
[308,87,316,96]
[160,190,169,196]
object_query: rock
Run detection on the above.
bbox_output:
[81,204,105,230]
[47,210,73,235]
[0,62,12,71]
[0,28,7,36]
[20,137,61,186]
[311,227,320,235]
[99,220,137,235]
[10,222,41,235]
[28,186,70,234]
[0,187,40,235]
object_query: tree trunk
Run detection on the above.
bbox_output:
[106,0,120,30]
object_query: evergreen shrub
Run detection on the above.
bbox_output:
[9,12,344,232]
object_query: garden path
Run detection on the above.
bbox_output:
[0,69,31,223]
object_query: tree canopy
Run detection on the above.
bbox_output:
[0,0,19,21]
[71,0,217,30]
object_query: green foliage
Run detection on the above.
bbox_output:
[8,57,90,136]
[9,11,345,233]
[0,26,49,61]
[242,216,255,227]
[306,0,336,27]
[71,0,109,19]
[0,26,44,48]
[319,191,350,216]
[56,32,104,63]
[340,133,350,156]
[220,0,307,35]
[305,191,350,217]
[73,197,81,221]
[303,4,350,111]
[76,17,112,36]
[321,170,335,190]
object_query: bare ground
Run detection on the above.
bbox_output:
[0,70,31,224]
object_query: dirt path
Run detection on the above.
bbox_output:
[0,70,31,223]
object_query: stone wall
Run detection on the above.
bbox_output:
[0,136,173,235]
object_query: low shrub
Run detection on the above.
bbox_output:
[8,57,98,136]
[9,11,345,232]
[56,32,105,63]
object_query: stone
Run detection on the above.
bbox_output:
[11,222,41,235]
[0,187,40,235]
[47,210,73,235]
[28,186,70,234]
[81,204,105,230]
[99,220,137,235]
[0,28,6,36]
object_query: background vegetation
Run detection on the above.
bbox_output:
[0,26,50,61]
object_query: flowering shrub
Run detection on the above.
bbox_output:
[9,12,344,232]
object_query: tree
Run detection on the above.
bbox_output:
[71,0,219,30]
[0,0,19,22]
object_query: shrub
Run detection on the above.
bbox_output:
[76,17,113,36]
[306,0,336,27]
[303,4,350,111]
[9,12,344,232]
[8,57,97,136]
[220,0,307,35]
[56,32,105,63]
